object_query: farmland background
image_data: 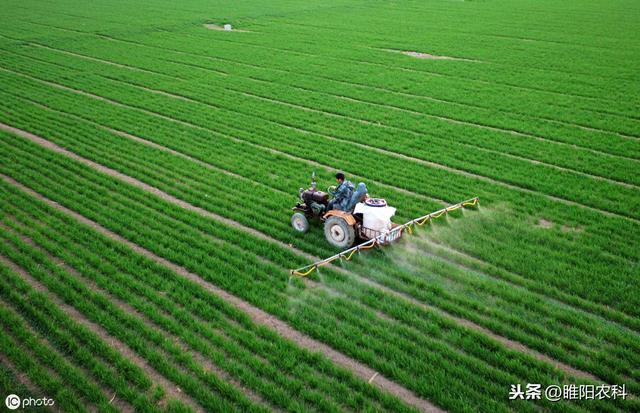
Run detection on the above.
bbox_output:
[0,0,639,412]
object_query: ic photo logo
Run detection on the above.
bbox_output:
[5,394,55,410]
[5,394,20,410]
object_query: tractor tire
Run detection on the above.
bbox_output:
[291,213,310,233]
[324,216,356,249]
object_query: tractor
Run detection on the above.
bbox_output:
[291,173,401,249]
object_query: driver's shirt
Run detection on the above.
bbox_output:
[334,180,355,210]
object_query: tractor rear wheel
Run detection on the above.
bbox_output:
[324,216,355,249]
[291,213,310,233]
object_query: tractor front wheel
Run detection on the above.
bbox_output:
[324,216,355,249]
[291,212,310,233]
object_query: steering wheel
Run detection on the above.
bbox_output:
[327,185,337,196]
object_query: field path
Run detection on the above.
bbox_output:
[0,173,442,413]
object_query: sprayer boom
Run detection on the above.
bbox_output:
[290,197,479,277]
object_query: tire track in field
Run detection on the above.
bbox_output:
[0,255,155,413]
[1,221,280,413]
[0,123,607,386]
[0,174,441,413]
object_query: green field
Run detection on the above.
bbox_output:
[0,0,638,412]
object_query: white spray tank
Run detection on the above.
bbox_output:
[354,198,396,234]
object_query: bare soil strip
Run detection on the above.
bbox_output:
[203,23,251,33]
[400,50,478,62]
[1,123,605,383]
[0,254,201,413]
[1,177,441,413]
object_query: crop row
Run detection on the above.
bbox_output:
[0,60,638,322]
[14,7,637,118]
[2,57,639,319]
[4,27,639,165]
[0,132,556,412]
[0,129,618,412]
[3,70,639,317]
[1,89,639,398]
[1,228,268,412]
[0,270,158,413]
[3,47,639,228]
[0,186,420,413]
[2,64,636,334]
[3,42,639,221]
[89,15,640,117]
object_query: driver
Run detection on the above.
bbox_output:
[328,172,354,211]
